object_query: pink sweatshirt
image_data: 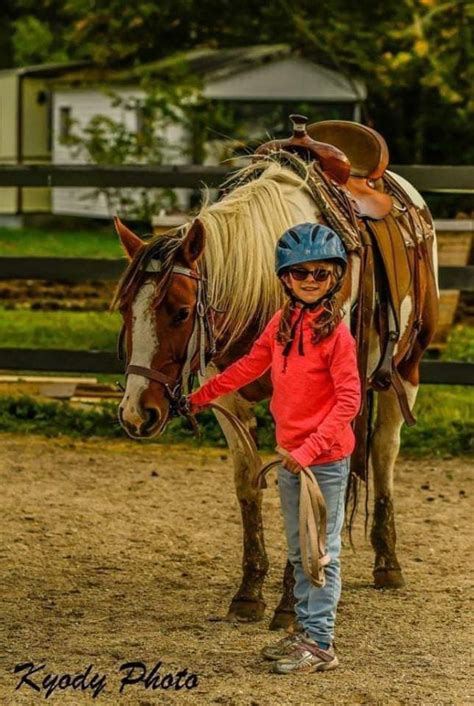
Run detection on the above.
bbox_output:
[188,305,361,467]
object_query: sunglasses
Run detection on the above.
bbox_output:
[288,267,333,282]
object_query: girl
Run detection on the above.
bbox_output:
[187,223,361,674]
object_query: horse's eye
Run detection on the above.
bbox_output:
[172,308,190,326]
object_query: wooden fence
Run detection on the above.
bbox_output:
[0,164,472,384]
[0,164,473,190]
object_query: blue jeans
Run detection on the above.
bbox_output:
[277,456,350,645]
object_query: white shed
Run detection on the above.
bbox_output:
[0,61,88,222]
[50,45,366,219]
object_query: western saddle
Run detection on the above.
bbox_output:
[256,115,435,480]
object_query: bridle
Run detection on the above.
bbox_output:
[117,257,220,419]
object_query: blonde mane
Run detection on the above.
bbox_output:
[196,159,315,353]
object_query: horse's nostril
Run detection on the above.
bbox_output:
[142,407,159,432]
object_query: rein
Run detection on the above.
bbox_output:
[254,455,330,588]
[207,403,330,588]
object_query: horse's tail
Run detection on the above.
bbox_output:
[345,387,375,548]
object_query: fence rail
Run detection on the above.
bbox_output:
[0,163,472,384]
[0,257,472,289]
[0,164,473,191]
[0,348,471,385]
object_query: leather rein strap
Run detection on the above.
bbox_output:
[254,448,330,588]
[208,402,329,588]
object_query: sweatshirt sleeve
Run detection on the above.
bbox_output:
[290,325,361,467]
[188,312,279,407]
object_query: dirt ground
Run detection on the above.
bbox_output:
[0,434,472,706]
[0,281,115,311]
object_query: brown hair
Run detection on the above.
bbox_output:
[276,262,346,347]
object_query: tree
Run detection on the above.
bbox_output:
[2,0,471,165]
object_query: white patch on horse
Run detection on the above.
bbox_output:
[431,232,440,297]
[394,295,413,356]
[284,182,319,222]
[121,281,159,425]
[340,252,361,330]
[386,170,425,209]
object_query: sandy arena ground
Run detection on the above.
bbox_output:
[0,434,472,705]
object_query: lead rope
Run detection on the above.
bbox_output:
[204,402,329,588]
[253,450,330,588]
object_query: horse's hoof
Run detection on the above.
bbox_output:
[373,567,405,589]
[226,597,266,622]
[269,610,300,632]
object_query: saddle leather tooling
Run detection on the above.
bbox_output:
[307,119,392,220]
[256,116,435,480]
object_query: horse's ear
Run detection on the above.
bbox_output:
[180,219,205,265]
[114,216,144,260]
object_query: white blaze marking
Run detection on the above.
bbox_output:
[120,281,159,426]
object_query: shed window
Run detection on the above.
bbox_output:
[59,106,72,141]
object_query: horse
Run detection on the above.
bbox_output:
[113,156,439,629]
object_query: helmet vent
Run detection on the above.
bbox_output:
[288,229,301,244]
[279,241,291,249]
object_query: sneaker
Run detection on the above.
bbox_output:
[271,635,339,674]
[260,632,305,661]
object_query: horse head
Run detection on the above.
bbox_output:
[113,216,212,439]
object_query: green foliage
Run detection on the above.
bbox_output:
[0,385,471,457]
[12,17,56,66]
[0,395,226,445]
[3,1,471,166]
[9,0,72,67]
[0,396,122,438]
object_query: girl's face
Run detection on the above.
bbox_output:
[281,259,337,306]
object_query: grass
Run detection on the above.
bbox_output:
[400,385,473,456]
[0,226,124,258]
[442,324,474,363]
[0,309,120,350]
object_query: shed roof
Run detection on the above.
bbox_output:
[52,45,365,102]
[0,61,90,79]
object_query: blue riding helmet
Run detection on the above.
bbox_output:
[275,223,347,276]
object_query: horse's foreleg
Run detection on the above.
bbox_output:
[199,366,268,621]
[269,560,298,631]
[370,380,418,588]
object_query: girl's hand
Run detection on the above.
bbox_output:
[282,455,305,475]
[187,398,206,415]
